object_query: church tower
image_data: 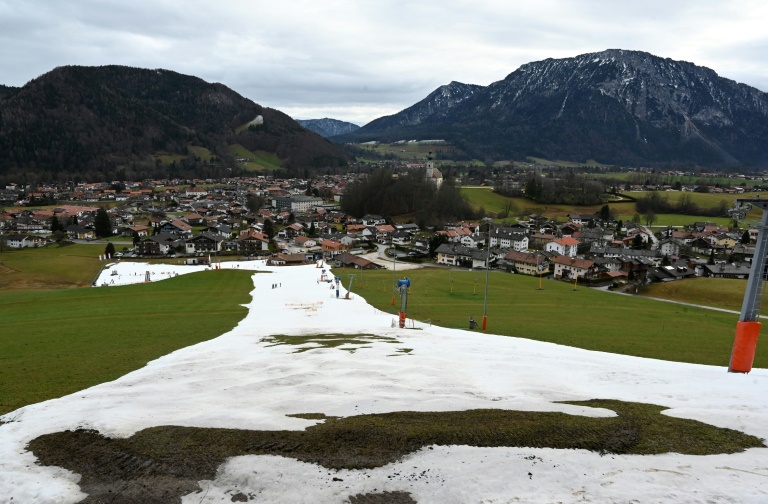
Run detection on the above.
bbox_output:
[425,151,443,188]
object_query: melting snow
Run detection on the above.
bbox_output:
[1,261,767,503]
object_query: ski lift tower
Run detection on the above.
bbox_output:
[729,197,768,373]
[397,278,411,328]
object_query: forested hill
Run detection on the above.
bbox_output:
[0,66,349,182]
[0,84,17,100]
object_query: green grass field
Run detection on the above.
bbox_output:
[460,186,741,226]
[591,172,763,187]
[0,243,103,289]
[188,145,214,160]
[0,270,255,416]
[355,142,459,162]
[640,277,749,312]
[336,267,751,368]
[227,144,281,171]
[461,187,632,221]
[525,156,608,168]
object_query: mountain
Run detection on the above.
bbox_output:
[358,81,483,133]
[296,118,359,137]
[338,50,768,167]
[0,66,349,182]
[0,84,17,100]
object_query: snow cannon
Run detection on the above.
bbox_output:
[397,278,411,328]
[334,276,341,298]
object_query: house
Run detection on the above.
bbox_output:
[64,225,95,240]
[459,234,482,249]
[183,213,205,226]
[391,230,412,245]
[320,239,349,257]
[5,233,46,248]
[360,214,387,226]
[702,263,751,279]
[237,233,270,254]
[185,233,223,254]
[159,219,193,237]
[294,235,318,249]
[529,232,557,250]
[658,238,683,257]
[552,255,598,280]
[648,262,697,282]
[272,253,308,265]
[374,224,396,243]
[413,237,430,253]
[434,243,492,269]
[201,224,232,238]
[334,252,382,270]
[503,250,548,276]
[137,233,183,255]
[435,243,473,267]
[489,227,529,251]
[394,223,420,234]
[545,236,579,257]
[568,213,598,226]
[126,225,150,238]
[272,195,323,213]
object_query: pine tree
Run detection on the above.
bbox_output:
[94,208,112,238]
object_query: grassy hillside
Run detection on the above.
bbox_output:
[354,142,460,163]
[227,143,281,171]
[640,277,749,312]
[0,270,254,416]
[334,267,749,368]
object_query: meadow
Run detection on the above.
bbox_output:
[460,186,738,226]
[0,269,255,416]
[334,267,753,368]
[0,243,104,289]
[640,277,749,312]
[227,143,281,171]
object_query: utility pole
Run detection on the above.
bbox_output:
[729,198,767,373]
[482,217,493,331]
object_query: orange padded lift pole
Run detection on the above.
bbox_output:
[730,321,761,373]
[729,199,768,373]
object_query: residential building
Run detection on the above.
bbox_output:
[545,236,579,257]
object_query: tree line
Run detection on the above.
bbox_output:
[341,168,476,227]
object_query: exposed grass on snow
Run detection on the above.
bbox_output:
[262,333,401,353]
[28,400,764,502]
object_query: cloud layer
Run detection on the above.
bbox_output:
[2,0,766,125]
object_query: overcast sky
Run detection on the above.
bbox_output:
[2,1,767,126]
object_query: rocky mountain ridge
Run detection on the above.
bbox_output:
[296,118,360,137]
[338,49,768,167]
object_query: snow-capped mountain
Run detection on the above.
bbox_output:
[339,49,768,166]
